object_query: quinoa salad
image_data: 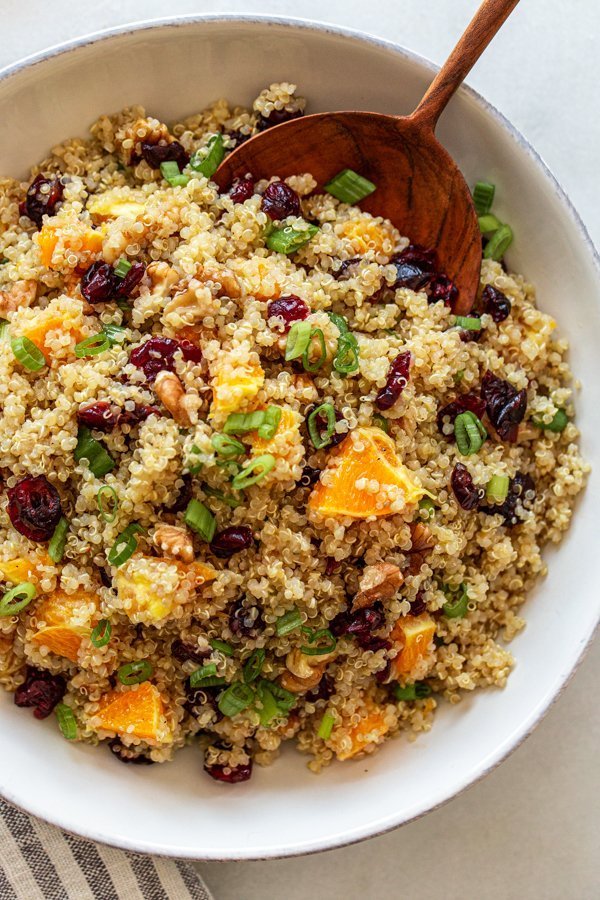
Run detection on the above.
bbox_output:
[0,83,588,782]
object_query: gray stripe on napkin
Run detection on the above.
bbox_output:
[63,832,120,899]
[0,802,67,899]
[176,859,213,900]
[128,855,168,900]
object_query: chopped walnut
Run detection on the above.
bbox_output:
[153,371,195,426]
[279,666,323,693]
[152,524,195,563]
[352,562,404,611]
[0,280,36,316]
[147,261,180,298]
[405,522,435,576]
[196,263,242,300]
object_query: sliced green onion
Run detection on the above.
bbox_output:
[484,224,513,261]
[231,454,275,490]
[256,681,279,727]
[102,323,127,345]
[257,406,282,441]
[189,663,218,688]
[324,168,376,204]
[75,333,111,358]
[160,160,189,187]
[184,498,216,542]
[454,411,487,456]
[454,316,481,331]
[190,675,226,688]
[333,332,359,375]
[317,710,336,740]
[303,327,327,373]
[533,409,568,433]
[91,618,112,648]
[223,410,266,435]
[202,484,242,509]
[285,320,312,361]
[419,497,436,520]
[372,413,389,433]
[97,485,119,523]
[189,133,225,179]
[11,336,46,372]
[114,258,132,279]
[218,682,255,717]
[75,426,115,478]
[211,433,245,460]
[472,181,495,216]
[454,369,465,384]
[328,312,350,334]
[276,607,303,637]
[266,223,319,255]
[55,703,77,740]
[209,638,234,657]
[243,649,265,684]
[117,659,153,685]
[48,516,69,563]
[442,585,469,619]
[107,523,144,567]
[186,444,204,475]
[485,474,510,504]
[478,214,502,234]
[259,679,296,714]
[394,682,432,701]
[307,402,336,450]
[300,627,336,656]
[0,582,36,617]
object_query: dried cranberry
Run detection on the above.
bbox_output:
[305,404,347,447]
[113,261,146,300]
[324,557,340,576]
[179,339,203,365]
[109,738,154,765]
[436,392,487,437]
[306,673,335,702]
[390,245,437,290]
[140,140,189,170]
[118,404,162,426]
[331,606,386,651]
[21,175,63,228]
[210,526,254,559]
[261,181,301,220]
[451,463,482,511]
[481,372,527,442]
[204,760,253,783]
[459,327,483,343]
[375,350,412,411]
[7,475,62,542]
[347,606,385,636]
[409,591,427,617]
[77,401,120,433]
[129,336,180,382]
[333,258,362,281]
[267,295,309,331]
[171,639,210,665]
[165,474,193,514]
[227,130,253,149]
[298,465,321,488]
[229,599,263,638]
[229,176,255,203]
[480,471,536,526]
[358,635,391,652]
[482,285,512,322]
[257,108,303,130]
[81,261,118,304]
[14,667,66,719]
[428,274,458,307]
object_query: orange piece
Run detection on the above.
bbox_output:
[38,226,59,267]
[308,426,424,519]
[0,554,51,585]
[341,219,395,255]
[389,613,436,678]
[31,626,86,663]
[31,589,98,663]
[37,224,103,271]
[337,704,390,760]
[246,406,298,454]
[95,682,166,741]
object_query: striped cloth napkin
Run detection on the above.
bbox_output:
[0,800,213,900]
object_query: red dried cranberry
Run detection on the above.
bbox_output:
[7,476,62,542]
[459,327,483,343]
[375,350,412,411]
[482,285,512,323]
[436,392,487,437]
[14,667,66,719]
[261,181,301,220]
[357,635,391,652]
[227,131,253,149]
[481,372,527,441]
[141,140,189,170]
[210,526,254,559]
[298,465,321,488]
[305,404,347,447]
[229,599,263,637]
[256,108,303,130]
[113,261,146,300]
[306,673,335,702]
[180,339,203,364]
[267,295,309,331]
[21,175,63,228]
[331,606,386,650]
[204,760,253,783]
[229,176,255,203]
[333,258,362,281]
[324,557,340,576]
[347,606,384,636]
[130,336,180,382]
[81,261,118,304]
[390,245,437,290]
[77,401,120,433]
[171,639,210,665]
[480,471,536,526]
[118,404,162,426]
[165,474,193,514]
[428,274,458,307]
[409,591,427,617]
[451,463,482,511]
[109,738,154,765]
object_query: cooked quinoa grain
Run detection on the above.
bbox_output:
[0,85,588,779]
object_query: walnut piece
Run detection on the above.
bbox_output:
[153,370,195,426]
[352,562,404,611]
[152,524,195,563]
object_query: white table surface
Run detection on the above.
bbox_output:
[3,2,598,897]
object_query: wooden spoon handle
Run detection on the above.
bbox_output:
[409,0,520,131]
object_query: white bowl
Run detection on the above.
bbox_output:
[0,16,598,860]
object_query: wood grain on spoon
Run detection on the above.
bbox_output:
[215,0,520,315]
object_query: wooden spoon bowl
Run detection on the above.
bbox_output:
[215,0,520,315]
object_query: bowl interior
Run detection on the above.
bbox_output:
[0,17,598,860]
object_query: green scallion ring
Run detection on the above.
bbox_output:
[372,413,389,433]
[285,320,312,361]
[217,681,255,718]
[275,607,303,637]
[324,168,376,204]
[209,638,234,657]
[211,433,245,460]
[442,586,469,619]
[419,497,436,520]
[107,523,144,567]
[257,406,282,441]
[0,582,36,617]
[328,312,350,334]
[202,485,242,509]
[184,498,216,542]
[394,682,432,701]
[97,485,119,523]
[75,426,116,478]
[48,516,69,563]
[11,336,46,372]
[259,679,296,713]
[117,659,153,685]
[454,411,487,456]
[472,181,495,216]
[114,258,132,279]
[223,410,266,435]
[256,682,279,727]
[485,474,510,504]
[160,160,189,187]
[300,627,337,656]
[317,710,336,740]
[91,618,112,649]
[478,214,502,234]
[55,703,77,740]
[74,333,111,358]
[102,323,127,345]
[333,332,359,375]
[307,402,336,450]
[243,648,265,684]
[231,454,276,491]
[454,316,482,331]
[189,663,225,689]
[189,133,225,179]
[303,327,327,373]
[265,223,319,255]
[483,224,513,261]
[533,408,568,433]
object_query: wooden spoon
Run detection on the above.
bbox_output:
[215,0,520,314]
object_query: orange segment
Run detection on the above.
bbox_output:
[31,589,99,663]
[246,406,299,455]
[336,704,390,760]
[340,219,395,255]
[0,554,51,585]
[209,353,265,418]
[31,625,87,663]
[21,308,83,360]
[390,613,436,678]
[36,224,103,270]
[38,226,59,267]
[308,426,424,518]
[95,682,167,741]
